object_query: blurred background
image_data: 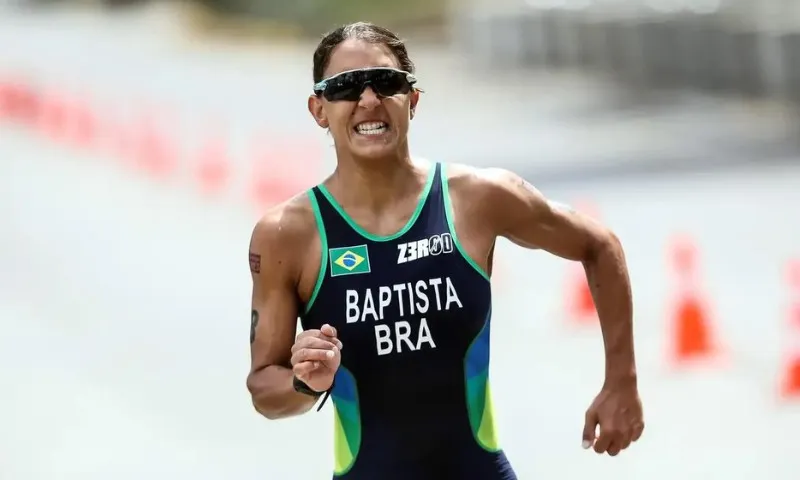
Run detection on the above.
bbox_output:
[1,0,799,479]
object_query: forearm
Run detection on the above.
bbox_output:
[247,364,319,419]
[583,233,637,386]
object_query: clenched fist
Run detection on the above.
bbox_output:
[291,323,342,392]
[582,381,645,456]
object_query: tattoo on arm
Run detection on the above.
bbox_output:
[250,310,259,344]
[249,252,261,274]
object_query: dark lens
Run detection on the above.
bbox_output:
[325,84,362,101]
[322,69,411,101]
[324,71,365,101]
[371,70,411,97]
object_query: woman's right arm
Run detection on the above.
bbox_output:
[245,208,319,420]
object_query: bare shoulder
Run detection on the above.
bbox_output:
[249,191,318,275]
[445,162,529,191]
[444,162,546,211]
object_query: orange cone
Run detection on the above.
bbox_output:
[669,235,716,364]
[37,89,68,143]
[780,260,800,399]
[567,266,596,324]
[196,123,230,196]
[781,358,800,399]
[672,294,713,361]
[250,135,319,208]
[67,92,96,151]
[250,137,293,207]
[133,108,176,177]
[565,200,600,326]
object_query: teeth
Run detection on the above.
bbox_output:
[355,121,387,135]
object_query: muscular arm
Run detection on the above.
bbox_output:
[480,168,636,385]
[246,210,319,420]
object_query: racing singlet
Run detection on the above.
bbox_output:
[300,162,517,480]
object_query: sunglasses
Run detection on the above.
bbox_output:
[313,67,417,102]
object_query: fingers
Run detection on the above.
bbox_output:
[592,429,614,454]
[296,324,343,350]
[293,360,320,379]
[291,345,338,366]
[320,324,337,338]
[291,336,338,354]
[632,421,645,442]
[619,436,632,452]
[582,409,598,450]
[292,324,343,368]
[592,422,636,456]
[605,438,623,457]
[292,324,343,381]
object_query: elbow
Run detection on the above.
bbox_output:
[252,400,283,421]
[248,392,283,421]
[585,229,623,263]
[246,370,283,420]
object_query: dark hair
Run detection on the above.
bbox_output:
[312,22,415,83]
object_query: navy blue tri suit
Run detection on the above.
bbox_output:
[300,162,517,480]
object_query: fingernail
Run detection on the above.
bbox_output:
[582,440,592,449]
[326,350,334,358]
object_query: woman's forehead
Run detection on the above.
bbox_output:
[324,39,400,77]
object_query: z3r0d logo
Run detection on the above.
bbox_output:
[397,233,454,264]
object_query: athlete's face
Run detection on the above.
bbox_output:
[308,39,419,161]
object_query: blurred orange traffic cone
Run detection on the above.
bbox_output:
[669,235,717,365]
[67,92,97,151]
[780,260,800,399]
[781,357,800,399]
[250,137,294,207]
[37,89,68,142]
[567,266,596,324]
[250,135,320,208]
[672,294,713,361]
[134,107,176,177]
[196,123,230,196]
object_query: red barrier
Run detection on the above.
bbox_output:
[0,74,320,206]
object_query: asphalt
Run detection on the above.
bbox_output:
[2,5,800,480]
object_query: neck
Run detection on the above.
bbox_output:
[329,144,422,211]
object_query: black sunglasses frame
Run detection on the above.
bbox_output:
[312,67,418,101]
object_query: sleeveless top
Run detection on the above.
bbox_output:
[300,162,516,480]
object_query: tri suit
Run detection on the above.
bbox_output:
[300,162,517,480]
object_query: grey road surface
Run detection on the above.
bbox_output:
[2,125,800,479]
[2,6,800,480]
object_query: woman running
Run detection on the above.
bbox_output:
[246,21,644,480]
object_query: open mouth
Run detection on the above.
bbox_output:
[354,121,389,136]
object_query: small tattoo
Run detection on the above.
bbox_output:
[250,310,259,344]
[249,252,261,274]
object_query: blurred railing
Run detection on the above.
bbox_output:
[452,0,800,105]
[181,0,448,40]
[3,0,450,40]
